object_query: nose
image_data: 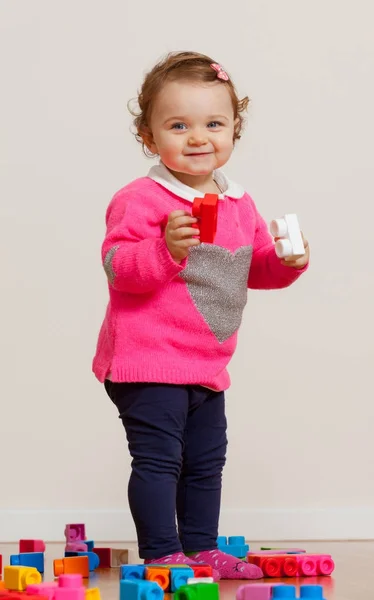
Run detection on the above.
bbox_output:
[188,129,208,146]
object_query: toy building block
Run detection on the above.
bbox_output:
[272,585,325,599]
[247,554,334,578]
[82,542,94,553]
[169,567,194,592]
[174,583,219,600]
[91,548,111,568]
[236,583,285,600]
[10,553,44,574]
[65,544,88,553]
[27,582,58,600]
[109,549,129,567]
[54,574,85,600]
[19,541,46,554]
[120,580,164,600]
[217,536,249,558]
[190,565,213,579]
[85,589,101,600]
[260,548,306,554]
[145,568,170,592]
[64,525,86,543]
[64,552,99,572]
[4,566,42,591]
[192,193,218,243]
[54,557,89,578]
[270,214,305,259]
[120,565,146,581]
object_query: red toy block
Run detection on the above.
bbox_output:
[91,548,111,568]
[19,541,46,554]
[192,193,218,243]
[190,564,213,578]
[247,553,335,578]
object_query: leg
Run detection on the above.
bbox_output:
[177,386,227,553]
[176,386,263,580]
[105,381,189,560]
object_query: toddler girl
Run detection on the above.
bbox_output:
[92,51,309,580]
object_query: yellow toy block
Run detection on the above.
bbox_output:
[85,588,101,600]
[4,566,42,591]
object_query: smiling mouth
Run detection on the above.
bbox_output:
[186,152,212,156]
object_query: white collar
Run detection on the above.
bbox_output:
[147,162,244,203]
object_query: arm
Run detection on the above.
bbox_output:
[247,203,309,290]
[102,192,184,294]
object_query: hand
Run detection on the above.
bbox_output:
[277,232,310,269]
[165,210,200,263]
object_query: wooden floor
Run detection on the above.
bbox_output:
[1,541,373,600]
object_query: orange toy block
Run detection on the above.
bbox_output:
[54,557,89,578]
[4,566,42,591]
[192,193,218,243]
[0,583,5,590]
[145,567,170,591]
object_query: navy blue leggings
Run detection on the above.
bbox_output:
[104,381,227,560]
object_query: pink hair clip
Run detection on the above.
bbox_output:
[210,63,229,81]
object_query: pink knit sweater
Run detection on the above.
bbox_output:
[92,164,307,391]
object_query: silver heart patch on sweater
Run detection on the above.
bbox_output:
[180,244,253,343]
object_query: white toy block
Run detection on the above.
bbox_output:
[187,578,214,585]
[270,214,305,259]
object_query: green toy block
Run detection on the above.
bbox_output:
[174,583,219,600]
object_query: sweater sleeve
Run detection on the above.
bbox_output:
[101,191,184,294]
[247,201,309,290]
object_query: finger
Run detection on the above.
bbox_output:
[168,210,192,223]
[169,216,198,230]
[170,226,200,240]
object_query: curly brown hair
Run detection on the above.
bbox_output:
[128,51,250,157]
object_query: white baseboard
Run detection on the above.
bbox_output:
[0,508,373,542]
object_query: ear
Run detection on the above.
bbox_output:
[141,127,158,155]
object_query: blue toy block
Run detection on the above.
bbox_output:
[120,580,164,600]
[217,535,249,558]
[272,585,325,599]
[170,567,194,592]
[84,540,95,552]
[64,551,99,571]
[120,565,146,581]
[217,536,227,546]
[272,587,297,598]
[299,586,325,599]
[10,552,44,573]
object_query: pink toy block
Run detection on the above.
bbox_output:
[64,525,86,543]
[236,583,284,600]
[65,544,88,553]
[54,575,85,600]
[295,554,334,576]
[19,541,46,553]
[27,582,58,600]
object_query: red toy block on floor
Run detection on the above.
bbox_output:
[190,564,213,578]
[91,548,111,568]
[19,541,45,554]
[192,193,218,244]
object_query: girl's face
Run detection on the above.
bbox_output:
[145,80,238,179]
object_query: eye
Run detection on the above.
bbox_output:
[171,123,187,130]
[208,121,223,128]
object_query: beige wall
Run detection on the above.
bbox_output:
[1,0,373,541]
